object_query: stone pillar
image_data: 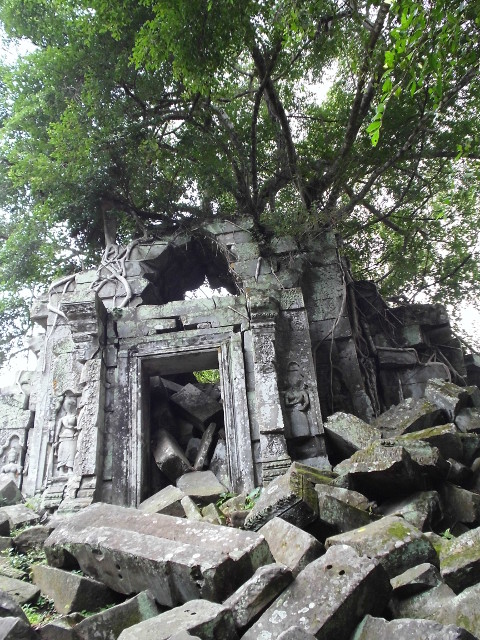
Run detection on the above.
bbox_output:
[248,292,291,485]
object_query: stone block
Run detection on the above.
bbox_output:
[316,485,372,534]
[37,614,82,640]
[180,496,203,521]
[117,600,238,640]
[0,512,10,536]
[440,484,480,528]
[152,430,193,483]
[244,469,318,531]
[325,515,438,578]
[138,486,186,517]
[324,412,380,458]
[333,442,423,500]
[0,617,37,640]
[0,505,40,530]
[259,517,324,576]
[390,562,442,597]
[352,615,476,640]
[201,503,223,525]
[242,545,391,640]
[425,380,480,421]
[377,491,441,531]
[223,563,293,631]
[74,591,160,640]
[170,384,223,428]
[439,526,480,593]
[44,503,273,607]
[0,480,24,507]
[13,525,55,554]
[372,397,446,438]
[0,591,29,622]
[32,564,117,614]
[277,628,317,639]
[388,581,455,621]
[394,423,464,463]
[176,470,227,505]
[455,408,480,433]
[0,576,40,605]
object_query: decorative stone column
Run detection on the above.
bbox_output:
[247,291,291,484]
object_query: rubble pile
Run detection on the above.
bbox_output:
[0,379,479,638]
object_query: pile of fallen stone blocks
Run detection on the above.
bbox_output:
[2,378,480,638]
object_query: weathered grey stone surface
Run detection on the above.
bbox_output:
[32,564,117,614]
[425,380,480,421]
[201,502,223,524]
[0,479,23,507]
[277,627,317,639]
[244,468,318,531]
[223,563,293,631]
[439,526,480,593]
[170,384,223,428]
[0,576,40,605]
[0,616,37,640]
[176,470,227,504]
[0,513,9,536]
[388,582,456,620]
[138,485,186,516]
[258,517,324,576]
[324,412,379,458]
[377,491,442,531]
[390,562,442,597]
[117,600,238,640]
[440,484,480,528]
[44,503,273,607]
[242,545,391,640]
[13,525,55,554]
[316,484,372,533]
[394,423,464,463]
[152,430,192,483]
[180,496,203,521]
[372,397,446,438]
[74,590,160,640]
[352,615,476,640]
[455,408,480,433]
[325,515,438,578]
[0,591,29,622]
[0,505,39,529]
[37,613,84,640]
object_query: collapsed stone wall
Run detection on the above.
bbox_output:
[0,219,476,514]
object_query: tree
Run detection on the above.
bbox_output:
[0,0,479,359]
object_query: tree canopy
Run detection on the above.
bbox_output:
[0,0,479,356]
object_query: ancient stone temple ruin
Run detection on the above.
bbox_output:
[0,219,478,514]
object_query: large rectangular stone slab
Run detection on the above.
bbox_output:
[44,503,273,607]
[242,545,391,639]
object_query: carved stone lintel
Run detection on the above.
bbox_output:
[262,456,292,485]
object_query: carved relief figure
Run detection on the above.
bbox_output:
[1,447,22,485]
[283,361,311,438]
[54,395,80,475]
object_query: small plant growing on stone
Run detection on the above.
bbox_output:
[244,487,261,510]
[441,528,454,540]
[216,492,235,508]
[22,596,55,627]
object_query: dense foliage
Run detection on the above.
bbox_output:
[0,0,479,356]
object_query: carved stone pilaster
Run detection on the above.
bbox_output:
[60,292,107,364]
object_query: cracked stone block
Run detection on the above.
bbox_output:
[372,398,446,438]
[390,563,442,598]
[32,564,117,615]
[176,470,227,505]
[316,485,372,534]
[386,439,449,481]
[242,545,391,640]
[377,491,442,531]
[152,430,193,483]
[74,591,160,640]
[325,515,438,578]
[170,384,223,429]
[44,503,273,607]
[258,517,324,576]
[439,526,480,593]
[138,485,186,517]
[244,468,318,531]
[0,576,40,606]
[440,484,480,528]
[0,617,37,640]
[425,380,480,421]
[324,412,380,459]
[117,600,238,640]
[352,615,476,640]
[223,563,293,632]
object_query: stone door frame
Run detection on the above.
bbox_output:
[119,330,255,506]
